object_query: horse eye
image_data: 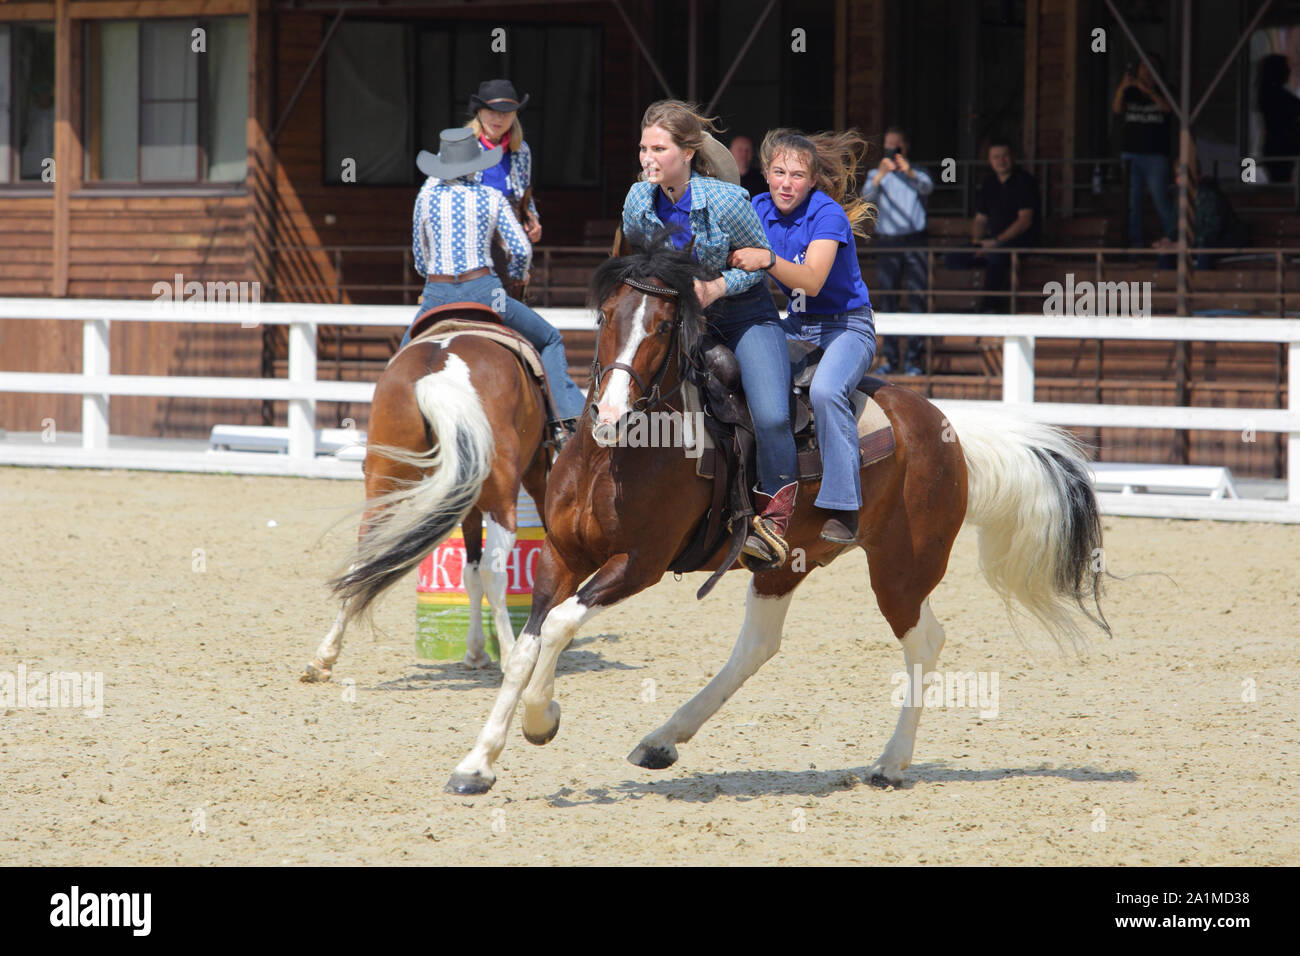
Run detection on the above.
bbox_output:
[656,321,672,335]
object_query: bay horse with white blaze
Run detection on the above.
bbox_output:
[446,243,1107,794]
[302,304,552,682]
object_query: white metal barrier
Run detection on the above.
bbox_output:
[0,298,1296,522]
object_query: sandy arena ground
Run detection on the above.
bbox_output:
[1,466,1297,866]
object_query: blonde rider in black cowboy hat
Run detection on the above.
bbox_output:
[467,79,541,244]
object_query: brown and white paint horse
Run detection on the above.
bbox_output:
[302,315,551,682]
[446,243,1107,794]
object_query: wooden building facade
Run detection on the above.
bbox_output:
[0,0,1291,479]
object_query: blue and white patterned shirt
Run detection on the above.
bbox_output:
[482,138,538,222]
[432,135,538,220]
[622,172,771,296]
[411,174,531,281]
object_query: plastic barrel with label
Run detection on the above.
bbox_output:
[415,492,544,660]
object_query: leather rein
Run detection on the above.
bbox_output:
[590,276,693,414]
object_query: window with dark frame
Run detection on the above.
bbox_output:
[83,16,248,185]
[324,20,602,188]
[0,22,56,185]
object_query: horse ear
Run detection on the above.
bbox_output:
[612,227,634,258]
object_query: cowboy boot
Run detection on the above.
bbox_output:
[742,482,798,567]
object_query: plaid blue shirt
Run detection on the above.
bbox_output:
[622,172,772,296]
[411,175,531,281]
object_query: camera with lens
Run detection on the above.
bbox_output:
[883,146,900,161]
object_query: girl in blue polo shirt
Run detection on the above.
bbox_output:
[730,129,876,544]
[619,100,799,568]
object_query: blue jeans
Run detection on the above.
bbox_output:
[1123,152,1176,246]
[784,308,877,510]
[874,232,927,368]
[401,274,586,420]
[705,283,798,495]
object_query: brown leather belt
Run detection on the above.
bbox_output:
[425,266,491,283]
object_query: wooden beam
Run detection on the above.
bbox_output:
[53,0,70,296]
[833,0,846,130]
[60,1,251,18]
[87,20,101,181]
[270,2,344,143]
[68,3,83,195]
[248,0,274,290]
[0,4,56,21]
[1061,0,1077,217]
[1023,0,1038,162]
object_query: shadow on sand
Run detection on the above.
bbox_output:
[368,632,636,692]
[545,762,1138,805]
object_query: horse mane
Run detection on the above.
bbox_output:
[588,227,712,357]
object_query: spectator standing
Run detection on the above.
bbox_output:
[730,135,769,198]
[971,140,1039,312]
[862,126,932,375]
[1112,54,1176,248]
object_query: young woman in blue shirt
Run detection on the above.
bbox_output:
[616,100,799,567]
[467,79,541,242]
[730,129,877,544]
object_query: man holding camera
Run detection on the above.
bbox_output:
[862,126,932,376]
[1112,53,1175,249]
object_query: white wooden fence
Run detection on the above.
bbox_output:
[0,298,1296,521]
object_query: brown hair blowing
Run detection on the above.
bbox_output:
[640,99,727,179]
[759,128,876,237]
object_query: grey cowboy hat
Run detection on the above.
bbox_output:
[469,79,529,113]
[416,128,503,179]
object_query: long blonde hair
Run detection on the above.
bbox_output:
[759,128,876,237]
[640,99,728,179]
[468,111,523,151]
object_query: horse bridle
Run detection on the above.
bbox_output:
[590,276,690,415]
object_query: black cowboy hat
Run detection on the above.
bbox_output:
[416,127,503,179]
[468,78,529,113]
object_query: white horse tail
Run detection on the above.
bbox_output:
[330,353,495,622]
[943,406,1110,650]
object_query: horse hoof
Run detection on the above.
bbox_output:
[463,651,492,670]
[867,770,902,789]
[300,661,332,683]
[628,742,678,770]
[522,703,560,746]
[445,771,495,795]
